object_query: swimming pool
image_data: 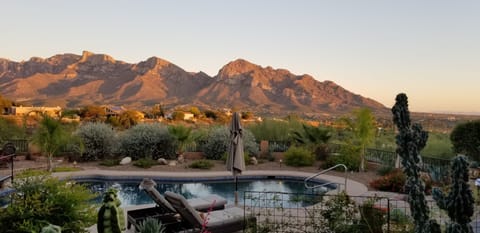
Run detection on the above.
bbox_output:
[80,177,333,207]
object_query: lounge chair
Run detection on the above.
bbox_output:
[165,191,256,233]
[126,178,228,231]
[139,178,227,212]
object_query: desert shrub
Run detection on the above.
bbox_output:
[0,172,97,233]
[247,117,302,141]
[201,126,258,160]
[99,158,120,167]
[133,158,158,168]
[377,165,395,176]
[117,123,176,160]
[189,160,214,169]
[323,145,361,171]
[358,199,386,233]
[74,122,116,161]
[283,146,314,167]
[0,117,25,145]
[369,169,406,193]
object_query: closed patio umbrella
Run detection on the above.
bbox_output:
[226,112,245,205]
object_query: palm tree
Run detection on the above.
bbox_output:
[341,108,376,171]
[168,125,194,156]
[32,114,68,171]
[292,124,332,160]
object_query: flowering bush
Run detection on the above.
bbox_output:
[369,169,406,193]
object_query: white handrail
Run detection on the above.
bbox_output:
[304,164,348,192]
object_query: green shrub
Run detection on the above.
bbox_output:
[376,165,395,176]
[0,172,97,233]
[99,159,120,167]
[133,158,158,168]
[323,145,361,171]
[117,123,176,160]
[0,117,25,146]
[283,146,314,167]
[188,160,214,169]
[137,217,166,233]
[52,166,81,172]
[74,122,116,161]
[201,126,258,160]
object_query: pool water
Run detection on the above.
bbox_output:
[83,179,329,207]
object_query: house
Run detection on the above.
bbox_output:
[8,106,62,117]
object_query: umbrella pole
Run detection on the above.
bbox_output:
[234,176,238,206]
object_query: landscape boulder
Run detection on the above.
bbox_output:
[250,156,258,165]
[168,161,177,166]
[157,158,168,165]
[119,157,132,165]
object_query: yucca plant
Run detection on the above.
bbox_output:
[137,217,166,233]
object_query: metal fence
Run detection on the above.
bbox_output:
[4,139,28,153]
[243,191,480,233]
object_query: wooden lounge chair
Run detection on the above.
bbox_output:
[126,178,227,231]
[165,191,256,233]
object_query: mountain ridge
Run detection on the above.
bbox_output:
[0,51,386,114]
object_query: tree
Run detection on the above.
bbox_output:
[117,110,143,129]
[32,114,69,171]
[450,120,480,161]
[0,171,97,233]
[292,124,331,160]
[392,93,439,233]
[168,124,194,155]
[341,108,376,171]
[0,94,13,114]
[433,155,474,233]
[171,111,185,121]
[79,105,107,122]
[189,106,201,118]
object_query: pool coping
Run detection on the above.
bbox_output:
[53,169,368,196]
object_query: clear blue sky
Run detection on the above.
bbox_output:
[1,0,479,113]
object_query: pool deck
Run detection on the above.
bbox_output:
[54,169,368,233]
[53,169,368,196]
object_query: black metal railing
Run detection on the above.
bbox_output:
[243,191,480,233]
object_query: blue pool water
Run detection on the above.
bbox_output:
[81,178,331,207]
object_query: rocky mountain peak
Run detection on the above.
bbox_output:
[79,50,116,64]
[217,59,261,78]
[0,52,387,114]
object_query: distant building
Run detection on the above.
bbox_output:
[103,105,126,117]
[8,106,62,117]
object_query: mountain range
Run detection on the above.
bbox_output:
[0,51,386,114]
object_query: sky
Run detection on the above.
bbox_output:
[1,0,479,113]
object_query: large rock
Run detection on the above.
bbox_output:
[120,157,132,165]
[158,158,168,165]
[250,156,258,165]
[168,161,177,166]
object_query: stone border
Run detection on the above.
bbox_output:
[53,169,368,196]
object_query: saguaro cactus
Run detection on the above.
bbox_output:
[392,93,439,233]
[97,188,123,233]
[433,155,474,233]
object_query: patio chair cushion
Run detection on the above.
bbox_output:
[186,194,227,211]
[165,191,204,228]
[139,178,227,212]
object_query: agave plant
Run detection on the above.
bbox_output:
[137,217,166,233]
